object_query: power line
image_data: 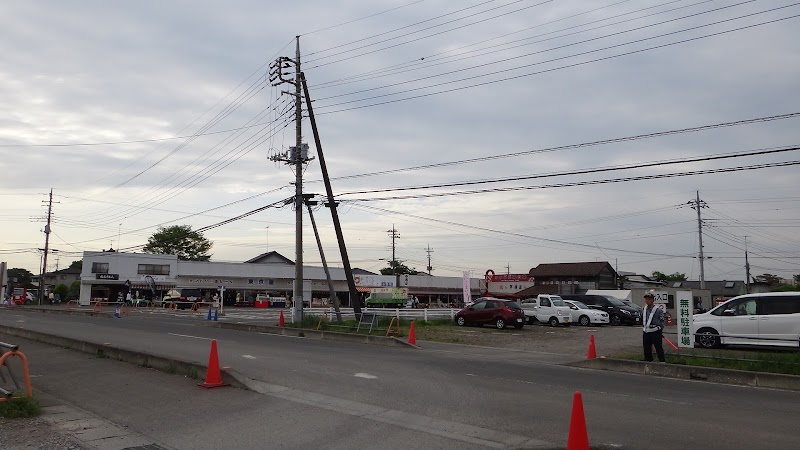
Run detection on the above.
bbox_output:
[314,11,800,114]
[303,0,428,36]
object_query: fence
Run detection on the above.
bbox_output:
[305,307,457,322]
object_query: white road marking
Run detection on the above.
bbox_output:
[257,332,304,338]
[168,333,213,340]
[242,355,256,359]
[354,373,378,379]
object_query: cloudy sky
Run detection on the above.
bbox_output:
[2,0,799,283]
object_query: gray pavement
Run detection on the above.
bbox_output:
[3,308,800,449]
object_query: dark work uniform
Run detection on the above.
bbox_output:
[643,305,666,362]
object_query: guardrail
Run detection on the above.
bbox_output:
[305,307,458,322]
[0,341,33,401]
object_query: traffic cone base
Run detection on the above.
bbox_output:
[567,391,589,450]
[407,321,417,346]
[587,335,597,359]
[199,339,227,389]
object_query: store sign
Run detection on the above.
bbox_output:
[463,271,472,305]
[676,291,694,348]
[490,274,534,282]
[188,278,235,285]
[96,273,119,280]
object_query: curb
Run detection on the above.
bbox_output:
[568,357,800,391]
[0,324,248,390]
[208,321,419,348]
[8,306,113,318]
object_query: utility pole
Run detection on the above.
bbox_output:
[39,189,54,305]
[269,36,309,322]
[425,244,433,275]
[305,197,342,323]
[689,190,708,290]
[744,236,751,293]
[388,225,400,287]
[300,71,362,315]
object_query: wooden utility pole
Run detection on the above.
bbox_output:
[39,189,54,305]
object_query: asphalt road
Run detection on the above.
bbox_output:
[2,309,799,449]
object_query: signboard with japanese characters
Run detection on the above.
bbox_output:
[676,290,694,348]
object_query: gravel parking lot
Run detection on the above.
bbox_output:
[415,322,677,360]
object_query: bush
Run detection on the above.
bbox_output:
[0,396,41,418]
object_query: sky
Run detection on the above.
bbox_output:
[1,0,799,283]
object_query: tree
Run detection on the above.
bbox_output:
[379,260,421,276]
[793,274,800,286]
[53,283,69,300]
[651,271,688,282]
[7,268,35,288]
[67,280,81,300]
[142,225,213,261]
[69,260,82,270]
[753,273,781,286]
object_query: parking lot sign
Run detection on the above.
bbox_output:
[676,291,693,348]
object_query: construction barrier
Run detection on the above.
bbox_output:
[66,300,79,311]
[0,341,33,402]
[92,301,104,313]
[386,317,400,337]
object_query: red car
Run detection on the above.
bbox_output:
[455,298,525,329]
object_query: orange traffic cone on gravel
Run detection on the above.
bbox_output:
[199,339,226,389]
[587,335,597,359]
[278,310,285,327]
[407,321,417,346]
[567,391,589,450]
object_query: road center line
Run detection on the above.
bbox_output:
[167,333,213,340]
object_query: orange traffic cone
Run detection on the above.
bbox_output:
[408,320,417,346]
[567,391,589,450]
[278,310,285,327]
[587,335,597,360]
[199,339,226,389]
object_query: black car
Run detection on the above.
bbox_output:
[560,294,641,326]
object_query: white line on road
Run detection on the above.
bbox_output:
[167,333,213,340]
[242,355,257,359]
[257,332,304,338]
[354,373,377,379]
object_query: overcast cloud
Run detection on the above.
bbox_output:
[1,0,799,283]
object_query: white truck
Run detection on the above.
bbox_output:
[520,294,572,326]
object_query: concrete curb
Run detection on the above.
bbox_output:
[208,321,418,348]
[8,306,113,318]
[568,357,800,391]
[0,324,248,390]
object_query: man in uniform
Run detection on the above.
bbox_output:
[642,292,666,362]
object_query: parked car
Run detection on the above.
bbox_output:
[455,298,525,329]
[619,299,643,313]
[520,294,571,326]
[692,292,800,349]
[563,300,610,326]
[561,294,641,326]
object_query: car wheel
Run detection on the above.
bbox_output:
[579,315,590,326]
[610,315,622,326]
[495,318,506,329]
[456,316,466,326]
[696,328,721,349]
[548,317,559,327]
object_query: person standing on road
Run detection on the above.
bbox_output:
[642,292,666,362]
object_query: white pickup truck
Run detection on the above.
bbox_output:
[520,294,572,326]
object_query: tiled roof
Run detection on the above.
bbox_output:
[529,262,614,277]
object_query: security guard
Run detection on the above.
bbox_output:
[642,292,666,362]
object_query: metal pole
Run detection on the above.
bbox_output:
[696,190,705,290]
[744,236,751,294]
[293,36,304,322]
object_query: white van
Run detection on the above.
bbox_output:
[692,292,800,348]
[520,294,571,326]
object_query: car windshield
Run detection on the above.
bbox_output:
[570,301,589,309]
[608,298,626,306]
[550,296,566,306]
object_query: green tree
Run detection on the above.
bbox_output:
[380,260,420,276]
[142,225,212,261]
[53,283,69,300]
[7,268,35,288]
[67,280,81,300]
[69,260,82,270]
[651,271,688,282]
[753,273,781,286]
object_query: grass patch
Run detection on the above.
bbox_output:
[615,349,800,376]
[0,396,41,418]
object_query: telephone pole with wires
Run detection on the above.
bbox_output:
[269,36,311,322]
[388,225,400,287]
[425,244,433,275]
[39,189,57,305]
[688,190,708,290]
